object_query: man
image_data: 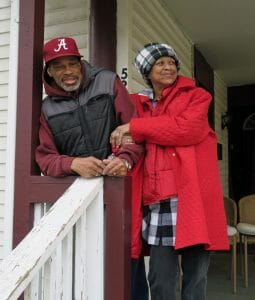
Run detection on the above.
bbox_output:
[35,37,148,300]
[36,36,144,177]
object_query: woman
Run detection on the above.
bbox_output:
[111,43,229,300]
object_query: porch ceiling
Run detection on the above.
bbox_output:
[166,0,255,87]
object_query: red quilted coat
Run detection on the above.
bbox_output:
[130,75,229,254]
[129,158,144,258]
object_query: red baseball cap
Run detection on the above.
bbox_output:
[43,37,83,64]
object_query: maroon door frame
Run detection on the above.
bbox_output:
[13,0,46,247]
[90,0,117,71]
[14,0,130,299]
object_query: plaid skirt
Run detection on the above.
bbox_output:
[142,197,178,246]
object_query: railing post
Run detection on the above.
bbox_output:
[104,176,131,300]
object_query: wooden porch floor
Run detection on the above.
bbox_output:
[207,251,255,300]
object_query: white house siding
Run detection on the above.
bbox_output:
[0,0,11,261]
[120,0,193,93]
[45,0,90,61]
[214,73,229,196]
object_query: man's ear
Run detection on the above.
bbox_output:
[47,67,53,78]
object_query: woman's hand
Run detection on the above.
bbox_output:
[110,123,131,147]
[121,134,135,145]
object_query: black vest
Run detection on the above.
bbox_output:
[42,63,118,159]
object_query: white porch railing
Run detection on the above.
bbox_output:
[0,177,104,300]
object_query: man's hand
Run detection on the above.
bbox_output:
[102,157,128,177]
[71,156,106,177]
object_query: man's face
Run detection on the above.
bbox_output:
[47,56,82,92]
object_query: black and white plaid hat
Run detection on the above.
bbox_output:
[134,43,180,82]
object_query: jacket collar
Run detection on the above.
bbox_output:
[138,75,196,103]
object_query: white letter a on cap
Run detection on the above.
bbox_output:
[54,38,68,52]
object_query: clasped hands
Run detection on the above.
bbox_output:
[71,156,128,178]
[71,123,133,178]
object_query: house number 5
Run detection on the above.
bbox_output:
[121,67,128,86]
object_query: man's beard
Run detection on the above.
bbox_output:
[57,77,81,92]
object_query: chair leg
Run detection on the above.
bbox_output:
[239,234,243,276]
[232,240,237,293]
[244,238,248,288]
[230,246,233,281]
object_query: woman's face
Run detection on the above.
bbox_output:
[148,56,178,89]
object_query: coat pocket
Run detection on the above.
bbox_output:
[156,170,177,199]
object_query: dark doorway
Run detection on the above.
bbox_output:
[194,47,214,129]
[228,85,255,201]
